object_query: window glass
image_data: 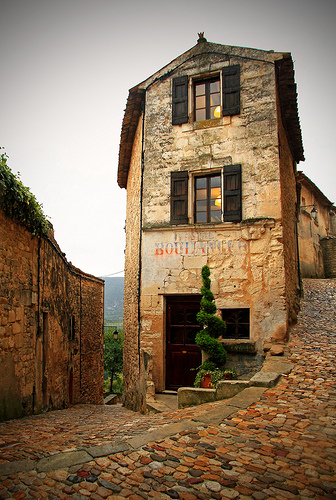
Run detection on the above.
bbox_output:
[195,174,221,223]
[194,76,220,121]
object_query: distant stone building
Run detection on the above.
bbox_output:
[0,207,104,421]
[297,171,336,278]
[118,36,304,412]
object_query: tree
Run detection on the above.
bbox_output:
[104,329,123,393]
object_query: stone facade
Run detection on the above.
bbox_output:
[118,38,304,411]
[0,208,104,421]
[297,172,336,278]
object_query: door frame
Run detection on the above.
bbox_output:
[165,294,201,391]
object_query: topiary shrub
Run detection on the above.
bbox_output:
[194,265,227,385]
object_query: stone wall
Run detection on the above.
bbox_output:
[122,44,303,405]
[0,208,104,421]
[321,237,336,278]
[123,114,147,412]
[277,89,300,326]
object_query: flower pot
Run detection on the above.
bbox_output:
[201,373,213,388]
[224,372,232,380]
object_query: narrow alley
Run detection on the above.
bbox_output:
[0,279,335,499]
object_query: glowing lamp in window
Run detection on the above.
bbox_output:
[213,106,221,118]
[215,195,221,207]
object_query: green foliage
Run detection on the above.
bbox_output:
[194,265,227,386]
[104,329,123,394]
[0,149,49,236]
[194,368,238,388]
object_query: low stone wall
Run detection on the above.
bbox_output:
[178,350,293,409]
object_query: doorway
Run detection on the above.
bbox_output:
[166,295,201,390]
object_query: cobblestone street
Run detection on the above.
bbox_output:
[0,279,335,499]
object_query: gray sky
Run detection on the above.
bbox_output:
[1,0,335,277]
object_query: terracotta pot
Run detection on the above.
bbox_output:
[201,373,213,388]
[224,372,232,380]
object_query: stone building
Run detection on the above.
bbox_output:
[118,36,304,412]
[296,171,336,278]
[0,207,104,421]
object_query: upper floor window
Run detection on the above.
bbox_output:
[195,174,221,223]
[170,165,242,225]
[194,78,221,121]
[172,65,240,125]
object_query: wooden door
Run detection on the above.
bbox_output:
[166,296,201,390]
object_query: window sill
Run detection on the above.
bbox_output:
[143,219,276,231]
[181,116,231,132]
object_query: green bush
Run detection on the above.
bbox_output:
[194,266,227,386]
[0,149,49,236]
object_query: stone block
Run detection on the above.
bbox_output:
[216,380,250,400]
[177,387,216,408]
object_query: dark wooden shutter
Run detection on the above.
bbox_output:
[223,165,242,222]
[171,171,188,224]
[172,76,188,125]
[222,65,240,116]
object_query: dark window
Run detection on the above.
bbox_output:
[194,77,221,121]
[223,164,242,222]
[172,76,188,125]
[69,315,75,341]
[195,174,222,223]
[222,65,240,116]
[171,171,188,224]
[222,308,250,339]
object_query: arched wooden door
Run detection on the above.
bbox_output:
[166,295,201,390]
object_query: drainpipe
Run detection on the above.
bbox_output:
[138,94,146,399]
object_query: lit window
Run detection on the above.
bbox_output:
[194,78,221,121]
[195,174,221,223]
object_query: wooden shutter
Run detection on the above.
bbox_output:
[223,165,242,222]
[171,171,188,224]
[172,76,188,125]
[222,65,240,116]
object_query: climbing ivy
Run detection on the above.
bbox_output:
[0,149,49,236]
[195,265,227,372]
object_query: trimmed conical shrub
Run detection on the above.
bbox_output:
[195,265,227,370]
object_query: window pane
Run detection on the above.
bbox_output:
[195,108,206,121]
[196,188,207,200]
[195,83,205,96]
[210,176,221,187]
[186,328,198,344]
[210,80,220,93]
[196,177,206,189]
[210,93,220,106]
[210,187,221,201]
[210,210,221,222]
[196,200,207,212]
[196,212,207,223]
[195,95,206,109]
[170,328,184,344]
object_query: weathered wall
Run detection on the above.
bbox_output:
[321,237,336,278]
[297,182,333,278]
[138,50,292,393]
[122,45,302,403]
[123,113,147,412]
[0,208,104,421]
[277,89,300,326]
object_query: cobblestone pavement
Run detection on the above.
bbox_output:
[0,279,335,499]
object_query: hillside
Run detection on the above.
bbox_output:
[102,276,124,327]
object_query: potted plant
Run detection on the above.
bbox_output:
[194,366,238,388]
